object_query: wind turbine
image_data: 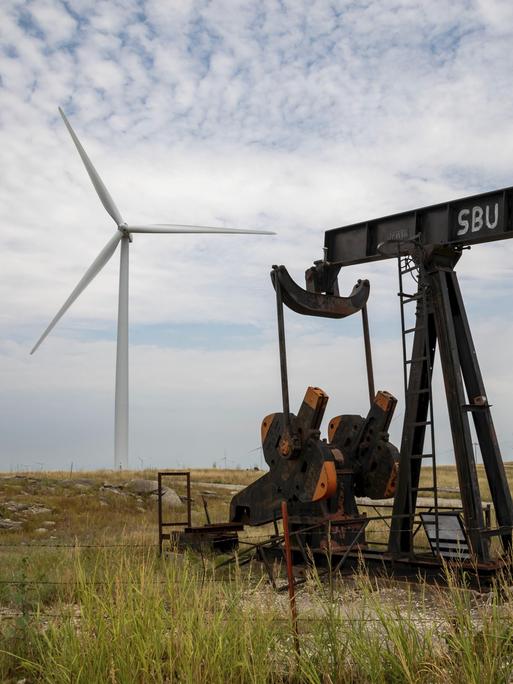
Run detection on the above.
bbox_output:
[31,108,274,470]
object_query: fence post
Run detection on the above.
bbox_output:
[281,500,300,655]
[158,472,163,556]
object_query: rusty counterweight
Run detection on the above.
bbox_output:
[230,386,398,550]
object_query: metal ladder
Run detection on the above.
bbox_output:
[398,254,440,554]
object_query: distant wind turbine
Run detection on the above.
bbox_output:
[31,107,275,470]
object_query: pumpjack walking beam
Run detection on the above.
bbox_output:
[309,185,513,562]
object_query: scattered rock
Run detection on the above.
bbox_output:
[112,489,127,497]
[0,518,23,529]
[101,486,126,496]
[194,481,246,492]
[42,520,56,527]
[62,478,97,487]
[199,490,221,498]
[25,505,52,515]
[34,528,48,534]
[73,483,91,491]
[74,478,97,486]
[125,479,160,495]
[3,501,30,512]
[99,500,109,507]
[161,489,184,509]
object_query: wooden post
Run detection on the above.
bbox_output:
[186,472,192,527]
[157,471,163,556]
[201,495,211,525]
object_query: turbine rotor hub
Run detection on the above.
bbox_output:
[118,224,132,241]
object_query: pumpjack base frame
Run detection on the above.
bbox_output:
[356,553,509,589]
[165,516,509,588]
[173,522,243,554]
[247,507,509,589]
[263,545,510,588]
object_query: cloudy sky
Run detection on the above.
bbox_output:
[1,0,513,472]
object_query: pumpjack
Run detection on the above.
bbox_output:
[230,185,513,582]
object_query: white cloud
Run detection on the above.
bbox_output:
[29,0,76,44]
[1,0,513,471]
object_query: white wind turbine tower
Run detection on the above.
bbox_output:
[31,108,274,470]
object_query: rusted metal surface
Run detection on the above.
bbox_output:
[281,501,300,654]
[274,269,294,457]
[389,245,513,561]
[176,522,243,553]
[230,256,399,556]
[230,387,340,525]
[230,259,399,551]
[361,304,375,407]
[169,186,513,586]
[329,390,398,500]
[272,264,369,319]
[201,495,211,525]
[157,472,243,554]
[230,387,399,560]
[304,191,512,570]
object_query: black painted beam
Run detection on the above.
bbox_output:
[325,186,513,267]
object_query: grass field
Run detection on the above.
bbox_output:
[1,466,513,683]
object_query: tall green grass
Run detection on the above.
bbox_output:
[1,549,291,683]
[2,549,513,683]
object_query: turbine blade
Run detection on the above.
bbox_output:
[59,107,124,226]
[30,232,123,354]
[126,224,275,235]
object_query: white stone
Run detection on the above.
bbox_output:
[161,489,184,509]
[0,518,23,529]
[125,478,160,495]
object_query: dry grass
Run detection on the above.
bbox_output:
[0,462,507,555]
[2,465,513,682]
[2,547,513,683]
[0,468,263,543]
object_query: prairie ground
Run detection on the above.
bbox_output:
[1,465,513,683]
